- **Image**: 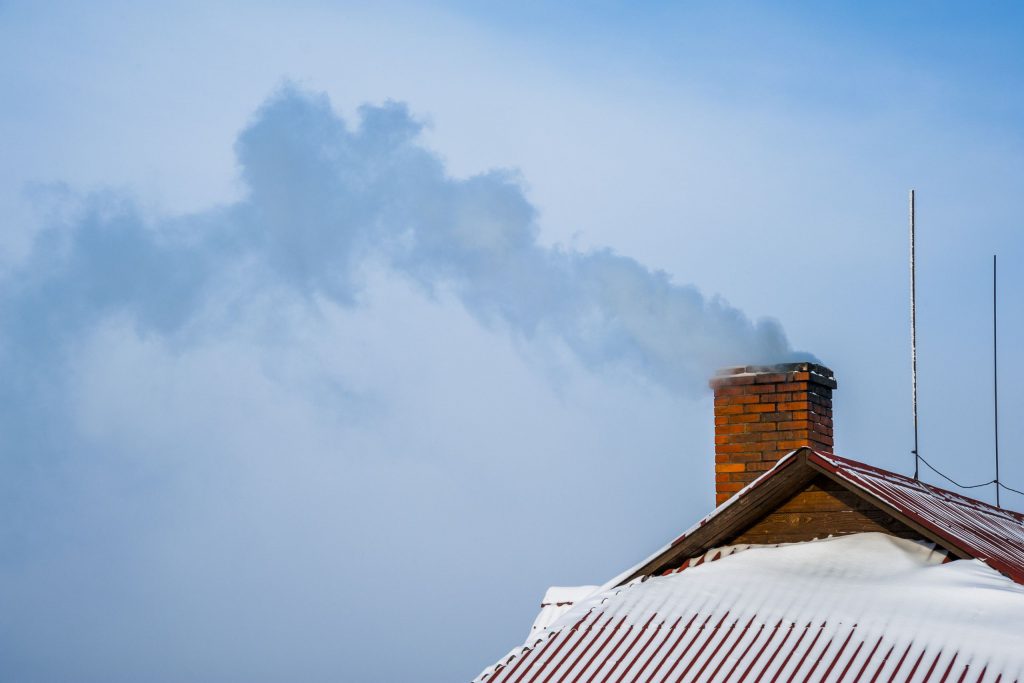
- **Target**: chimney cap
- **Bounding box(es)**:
[710,362,837,389]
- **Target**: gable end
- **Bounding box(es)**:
[727,474,920,545]
[617,449,981,584]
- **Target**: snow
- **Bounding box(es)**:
[478,533,1024,682]
[526,586,600,641]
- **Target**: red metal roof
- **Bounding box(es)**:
[807,450,1024,585]
[475,535,1024,682]
[475,451,1024,682]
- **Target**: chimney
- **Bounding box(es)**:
[710,362,837,505]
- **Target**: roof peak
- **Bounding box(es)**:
[612,448,1024,587]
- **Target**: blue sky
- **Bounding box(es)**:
[2,2,1024,681]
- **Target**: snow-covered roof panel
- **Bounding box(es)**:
[475,533,1024,682]
[526,586,600,642]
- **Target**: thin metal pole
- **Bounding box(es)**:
[994,254,1001,507]
[910,190,919,480]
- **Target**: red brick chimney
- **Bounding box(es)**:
[710,362,836,505]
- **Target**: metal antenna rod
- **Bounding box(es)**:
[994,254,1001,507]
[910,190,920,480]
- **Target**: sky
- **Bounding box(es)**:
[2,2,1024,681]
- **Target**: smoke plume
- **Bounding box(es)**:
[2,85,799,408]
[0,85,806,682]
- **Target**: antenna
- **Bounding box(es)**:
[994,254,1001,507]
[909,190,919,480]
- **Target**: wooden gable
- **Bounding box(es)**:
[728,474,919,545]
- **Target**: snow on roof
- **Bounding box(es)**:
[814,451,1024,584]
[476,533,1024,682]
[526,586,601,642]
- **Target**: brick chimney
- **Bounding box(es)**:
[710,362,836,505]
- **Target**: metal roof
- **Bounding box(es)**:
[475,451,1024,682]
[809,450,1024,585]
[475,535,1024,682]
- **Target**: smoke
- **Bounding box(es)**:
[2,85,798,408]
[0,85,805,682]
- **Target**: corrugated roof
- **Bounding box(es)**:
[810,451,1024,585]
[476,450,1024,681]
[527,586,600,642]
[475,534,1024,682]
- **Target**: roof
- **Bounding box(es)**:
[612,448,1024,587]
[474,449,1024,682]
[812,451,1024,585]
[527,586,600,642]
[475,533,1024,682]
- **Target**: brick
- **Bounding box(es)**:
[713,384,772,395]
[716,432,763,444]
[709,375,755,388]
[716,442,762,454]
[714,452,764,463]
[752,430,781,442]
[715,385,753,398]
[775,382,807,392]
[773,430,811,441]
[777,440,810,450]
[717,482,745,492]
[808,376,837,389]
[715,462,746,473]
[753,372,787,384]
[745,460,779,471]
[746,403,776,413]
[727,413,762,424]
[715,404,747,415]
[716,424,747,435]
[760,412,793,422]
[715,394,760,406]
[779,401,811,412]
[747,422,778,433]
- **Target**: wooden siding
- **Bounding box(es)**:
[728,474,920,544]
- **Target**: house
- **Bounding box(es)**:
[474,363,1024,682]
